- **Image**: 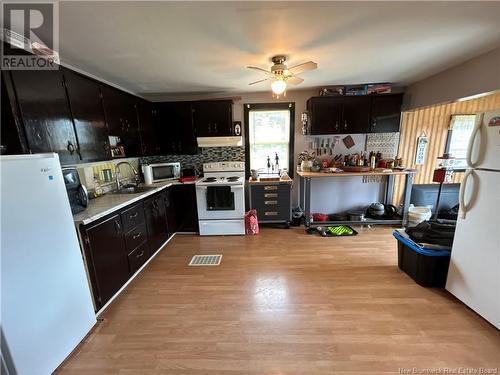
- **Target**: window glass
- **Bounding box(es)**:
[248,109,290,173]
[446,115,476,169]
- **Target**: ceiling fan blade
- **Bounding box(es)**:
[288,61,318,75]
[247,66,275,77]
[248,78,269,86]
[286,76,304,85]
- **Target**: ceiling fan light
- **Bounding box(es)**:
[271,80,287,95]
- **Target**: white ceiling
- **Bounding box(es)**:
[55,1,500,98]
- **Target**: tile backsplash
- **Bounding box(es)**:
[73,158,141,195]
[140,147,245,173]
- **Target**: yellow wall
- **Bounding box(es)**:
[393,92,500,204]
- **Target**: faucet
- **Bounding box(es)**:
[115,161,140,190]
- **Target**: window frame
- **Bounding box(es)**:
[244,102,295,179]
[444,114,477,172]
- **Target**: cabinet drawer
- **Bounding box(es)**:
[121,203,145,233]
[255,206,291,221]
[251,184,291,197]
[128,242,149,273]
[124,222,148,252]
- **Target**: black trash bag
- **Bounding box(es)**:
[406,220,456,247]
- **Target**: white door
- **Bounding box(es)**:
[468,110,500,171]
[446,169,500,328]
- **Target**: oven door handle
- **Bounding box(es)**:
[197,185,244,189]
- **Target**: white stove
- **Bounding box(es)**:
[195,161,246,236]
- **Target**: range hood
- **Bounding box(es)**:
[196,136,243,148]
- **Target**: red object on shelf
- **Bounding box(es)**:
[178,176,197,183]
[312,213,329,222]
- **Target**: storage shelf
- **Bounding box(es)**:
[310,219,403,226]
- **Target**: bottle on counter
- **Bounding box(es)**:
[370,154,376,170]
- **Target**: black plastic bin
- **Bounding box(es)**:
[393,232,451,287]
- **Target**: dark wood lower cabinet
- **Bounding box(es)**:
[81,186,179,310]
[163,187,176,236]
[85,214,130,308]
[144,192,168,254]
[171,184,199,232]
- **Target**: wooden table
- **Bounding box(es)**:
[297,170,417,227]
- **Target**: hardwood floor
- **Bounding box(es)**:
[58,226,500,374]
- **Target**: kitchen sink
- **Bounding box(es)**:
[110,185,157,195]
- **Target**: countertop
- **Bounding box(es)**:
[297,169,417,178]
[247,177,293,184]
[73,179,199,226]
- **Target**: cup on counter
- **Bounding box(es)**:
[102,168,113,182]
[250,169,259,180]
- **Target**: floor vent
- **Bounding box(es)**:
[189,254,222,266]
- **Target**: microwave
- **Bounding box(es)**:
[142,162,181,183]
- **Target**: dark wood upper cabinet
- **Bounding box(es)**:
[9,69,80,164]
[101,86,141,157]
[370,94,403,133]
[154,101,198,155]
[308,97,342,134]
[143,192,168,254]
[137,99,158,156]
[1,71,27,155]
[193,100,233,137]
[62,68,111,161]
[308,94,403,135]
[85,214,130,308]
[341,96,371,134]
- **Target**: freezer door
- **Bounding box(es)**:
[0,154,96,374]
[467,110,500,171]
[446,169,500,328]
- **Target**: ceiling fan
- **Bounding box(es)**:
[247,55,317,96]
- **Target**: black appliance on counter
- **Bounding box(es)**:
[62,168,88,214]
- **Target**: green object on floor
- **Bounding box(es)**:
[327,225,355,236]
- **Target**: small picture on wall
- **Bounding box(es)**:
[415,134,428,165]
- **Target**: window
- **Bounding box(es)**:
[244,103,295,177]
[445,115,476,170]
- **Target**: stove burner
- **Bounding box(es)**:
[226,176,240,182]
[202,177,217,183]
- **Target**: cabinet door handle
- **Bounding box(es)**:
[264,200,278,205]
[208,123,211,133]
[136,250,145,258]
[344,121,348,130]
[67,141,75,154]
[129,212,139,218]
[132,232,142,240]
[372,120,377,130]
[264,211,278,216]
[114,219,121,234]
[214,123,217,133]
[264,193,278,198]
[264,186,278,191]
[335,121,339,131]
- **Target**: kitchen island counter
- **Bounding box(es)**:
[297,170,416,178]
[298,169,417,227]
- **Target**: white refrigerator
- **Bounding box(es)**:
[446,110,500,329]
[0,154,96,374]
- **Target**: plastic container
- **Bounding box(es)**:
[393,232,451,287]
[312,213,329,222]
[407,205,432,227]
